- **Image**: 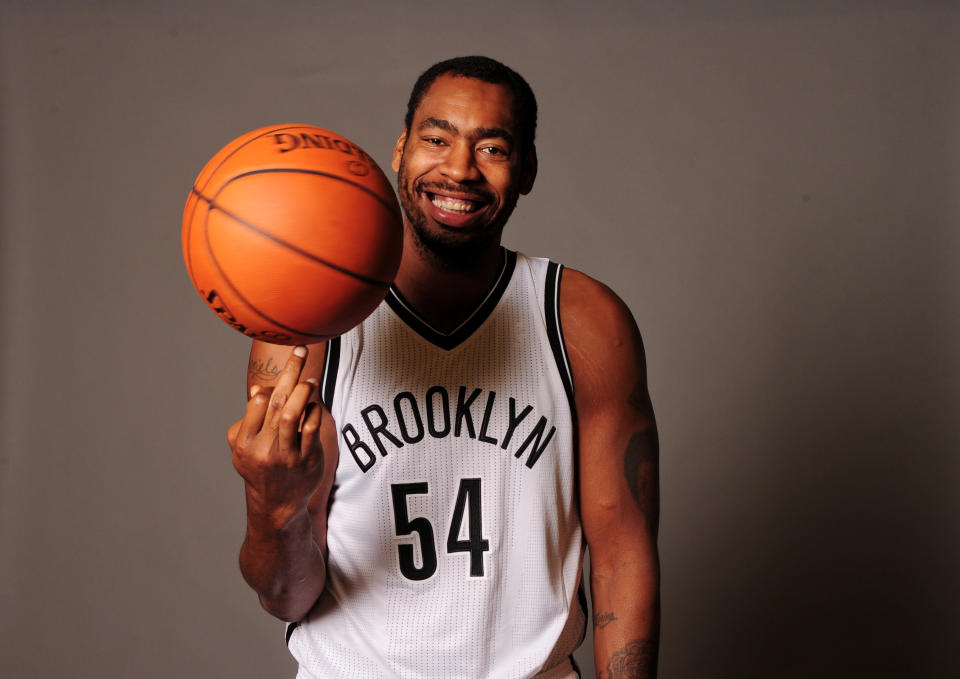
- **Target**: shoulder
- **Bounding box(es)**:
[558,267,643,365]
[558,267,635,335]
[558,268,647,410]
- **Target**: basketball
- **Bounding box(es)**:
[182,124,403,345]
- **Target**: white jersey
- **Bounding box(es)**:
[287,250,585,679]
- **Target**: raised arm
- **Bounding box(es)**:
[561,270,660,678]
[226,340,339,622]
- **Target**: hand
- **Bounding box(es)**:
[227,346,325,525]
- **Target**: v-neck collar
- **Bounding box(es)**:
[385,249,517,351]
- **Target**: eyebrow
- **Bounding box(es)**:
[418,117,514,146]
[419,117,459,134]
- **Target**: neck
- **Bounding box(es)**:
[392,227,504,333]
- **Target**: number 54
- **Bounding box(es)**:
[390,478,490,581]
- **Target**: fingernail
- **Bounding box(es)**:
[305,378,319,387]
[249,385,261,397]
[293,346,307,358]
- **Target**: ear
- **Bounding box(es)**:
[519,145,537,195]
[391,130,408,173]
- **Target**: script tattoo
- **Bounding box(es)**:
[594,611,618,630]
[598,639,657,679]
[248,356,282,381]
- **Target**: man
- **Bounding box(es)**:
[228,56,659,679]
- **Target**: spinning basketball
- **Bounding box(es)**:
[182,124,403,345]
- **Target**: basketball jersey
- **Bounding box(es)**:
[287,250,586,679]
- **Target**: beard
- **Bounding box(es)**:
[396,154,521,269]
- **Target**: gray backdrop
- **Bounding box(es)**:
[1,1,957,677]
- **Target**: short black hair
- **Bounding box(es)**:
[404,56,538,154]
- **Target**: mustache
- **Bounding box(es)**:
[414,180,494,203]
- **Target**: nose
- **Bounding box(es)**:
[440,142,481,183]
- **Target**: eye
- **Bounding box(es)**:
[423,136,445,146]
[479,145,508,157]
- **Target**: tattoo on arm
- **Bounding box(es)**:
[594,611,618,629]
[624,380,659,531]
[598,639,657,679]
[248,356,282,382]
[624,429,658,501]
[627,378,649,411]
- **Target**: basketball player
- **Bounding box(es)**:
[228,56,659,678]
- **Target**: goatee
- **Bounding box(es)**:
[396,159,519,271]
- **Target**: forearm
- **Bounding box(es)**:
[590,555,660,679]
[238,487,326,623]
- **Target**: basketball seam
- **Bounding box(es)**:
[192,186,394,289]
[219,167,400,223]
[198,191,343,342]
[195,124,309,195]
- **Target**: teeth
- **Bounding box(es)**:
[431,195,478,213]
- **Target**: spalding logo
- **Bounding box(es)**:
[271,132,373,163]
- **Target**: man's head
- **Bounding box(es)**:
[404,56,538,157]
[393,56,538,266]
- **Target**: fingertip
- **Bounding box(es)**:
[249,384,261,397]
[305,379,321,406]
[248,389,270,408]
[293,345,307,358]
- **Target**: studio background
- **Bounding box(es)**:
[1,1,957,677]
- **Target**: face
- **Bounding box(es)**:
[392,75,536,265]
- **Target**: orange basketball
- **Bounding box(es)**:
[182,124,403,345]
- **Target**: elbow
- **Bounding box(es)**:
[238,553,325,623]
[258,593,318,623]
[244,575,326,623]
[248,572,325,622]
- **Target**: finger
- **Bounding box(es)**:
[226,419,242,449]
[228,383,265,449]
[237,389,271,443]
[277,379,317,453]
[265,346,308,428]
[300,400,323,457]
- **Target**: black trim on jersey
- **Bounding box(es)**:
[385,248,517,351]
[577,579,589,641]
[321,336,341,410]
[544,262,575,405]
[569,652,583,679]
[545,261,582,512]
[547,261,587,637]
[285,621,298,646]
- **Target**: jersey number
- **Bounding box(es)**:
[390,479,490,581]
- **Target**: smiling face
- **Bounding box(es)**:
[392,74,536,266]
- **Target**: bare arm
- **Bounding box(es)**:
[226,340,338,622]
[561,270,660,678]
